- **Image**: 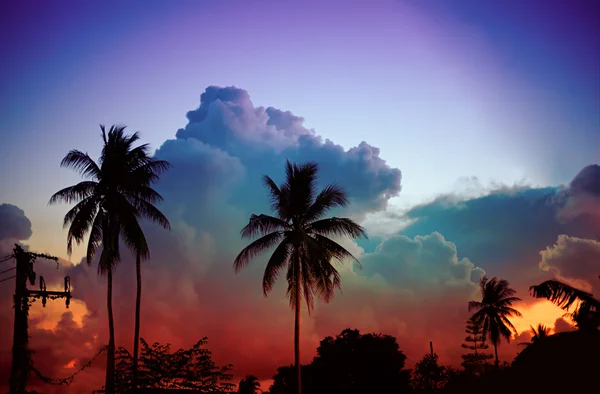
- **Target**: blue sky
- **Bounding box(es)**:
[0,1,598,390]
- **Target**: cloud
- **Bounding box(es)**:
[397,165,600,292]
[539,235,600,293]
[312,232,486,366]
[167,85,402,217]
[4,85,404,391]
[3,85,595,393]
[556,164,600,222]
[0,203,32,246]
[0,205,102,394]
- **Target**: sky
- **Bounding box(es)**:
[0,0,599,392]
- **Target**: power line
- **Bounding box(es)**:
[0,266,16,275]
[0,275,16,283]
[0,255,14,264]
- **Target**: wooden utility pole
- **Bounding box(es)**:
[9,244,71,394]
[430,341,434,356]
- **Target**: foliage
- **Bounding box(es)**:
[460,316,493,374]
[238,375,261,394]
[233,160,367,312]
[234,161,367,394]
[267,328,411,394]
[518,324,551,347]
[468,276,522,365]
[49,125,171,393]
[530,279,600,330]
[49,124,171,273]
[411,353,450,392]
[114,338,235,393]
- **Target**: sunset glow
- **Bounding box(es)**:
[0,0,598,393]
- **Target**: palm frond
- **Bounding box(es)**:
[86,210,104,265]
[307,217,367,239]
[240,214,289,239]
[60,150,101,179]
[122,185,165,205]
[48,181,98,205]
[312,234,362,268]
[530,279,600,311]
[65,198,100,256]
[262,175,289,219]
[233,231,285,273]
[262,238,293,296]
[285,161,318,218]
[119,208,150,260]
[304,184,349,222]
[127,159,172,184]
[468,301,483,312]
[127,196,170,230]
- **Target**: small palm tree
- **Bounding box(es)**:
[519,324,551,347]
[530,279,600,331]
[238,375,261,394]
[49,125,170,393]
[233,161,367,394]
[468,276,522,366]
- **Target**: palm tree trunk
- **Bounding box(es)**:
[105,269,116,394]
[132,254,141,392]
[494,343,499,367]
[294,255,302,394]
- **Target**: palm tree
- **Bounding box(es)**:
[530,279,600,331]
[233,161,367,394]
[519,324,551,347]
[49,125,170,393]
[238,375,262,394]
[468,276,522,366]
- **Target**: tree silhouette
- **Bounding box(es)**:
[530,279,600,331]
[266,328,410,394]
[238,375,262,394]
[460,316,493,374]
[233,161,366,394]
[49,125,171,393]
[468,276,522,366]
[411,353,449,392]
[518,324,551,347]
[311,328,410,394]
[114,338,234,393]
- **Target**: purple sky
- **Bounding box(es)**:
[0,1,599,391]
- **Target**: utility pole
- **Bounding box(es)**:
[9,244,71,394]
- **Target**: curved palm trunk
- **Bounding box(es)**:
[132,254,141,392]
[105,269,116,394]
[294,255,302,394]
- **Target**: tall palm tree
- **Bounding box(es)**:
[238,375,262,394]
[233,161,367,394]
[530,279,600,331]
[468,276,522,366]
[49,125,170,393]
[519,324,551,347]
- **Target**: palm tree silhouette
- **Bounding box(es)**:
[468,276,522,366]
[233,161,367,394]
[518,324,551,347]
[49,125,170,393]
[530,279,600,331]
[238,375,262,394]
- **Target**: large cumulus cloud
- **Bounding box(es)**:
[539,235,600,293]
[6,86,405,391]
[4,87,595,393]
[397,165,600,293]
